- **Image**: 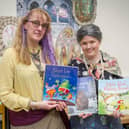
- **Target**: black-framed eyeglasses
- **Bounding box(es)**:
[28,20,49,29]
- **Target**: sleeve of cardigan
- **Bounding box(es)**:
[0,48,31,112]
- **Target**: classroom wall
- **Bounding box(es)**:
[0,0,129,77]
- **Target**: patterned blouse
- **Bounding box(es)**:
[69,51,123,129]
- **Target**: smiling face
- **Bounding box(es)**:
[24,12,49,45]
[80,35,101,60]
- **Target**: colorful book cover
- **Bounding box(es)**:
[43,65,78,105]
[98,78,129,115]
[68,76,97,116]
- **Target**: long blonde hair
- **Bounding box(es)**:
[13,8,52,65]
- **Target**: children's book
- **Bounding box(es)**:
[43,65,78,105]
[68,76,97,116]
[98,78,129,115]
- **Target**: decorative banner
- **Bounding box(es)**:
[0,17,17,58]
[72,0,97,25]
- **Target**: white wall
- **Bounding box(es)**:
[95,0,129,77]
[0,0,16,16]
[0,0,129,77]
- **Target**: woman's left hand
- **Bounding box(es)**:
[112,111,124,118]
[79,113,92,119]
[56,101,66,111]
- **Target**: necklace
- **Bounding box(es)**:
[83,52,104,80]
[29,46,41,55]
[30,48,44,79]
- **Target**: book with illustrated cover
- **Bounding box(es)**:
[98,78,129,115]
[43,65,78,105]
[68,76,97,116]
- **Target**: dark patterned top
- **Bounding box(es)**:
[68,51,123,129]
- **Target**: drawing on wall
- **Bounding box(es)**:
[0,17,17,59]
[72,0,97,25]
[55,26,81,65]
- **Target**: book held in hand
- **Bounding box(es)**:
[98,78,129,115]
[43,65,78,105]
[68,76,97,116]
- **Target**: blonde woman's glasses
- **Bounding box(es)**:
[28,20,49,29]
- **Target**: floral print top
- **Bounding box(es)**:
[69,51,123,129]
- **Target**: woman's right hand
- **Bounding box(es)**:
[30,100,58,110]
[79,113,92,119]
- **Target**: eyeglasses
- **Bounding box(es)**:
[28,20,49,29]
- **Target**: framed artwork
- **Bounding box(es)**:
[72,0,97,25]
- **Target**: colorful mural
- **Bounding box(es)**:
[16,0,97,65]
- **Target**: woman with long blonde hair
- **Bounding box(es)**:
[0,8,68,129]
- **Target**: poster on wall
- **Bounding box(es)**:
[17,0,97,65]
[72,0,97,25]
[55,26,81,65]
[0,16,17,61]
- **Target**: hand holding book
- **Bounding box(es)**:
[30,100,66,111]
[56,101,67,111]
[78,112,92,119]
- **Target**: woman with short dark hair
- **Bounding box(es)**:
[69,24,123,129]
